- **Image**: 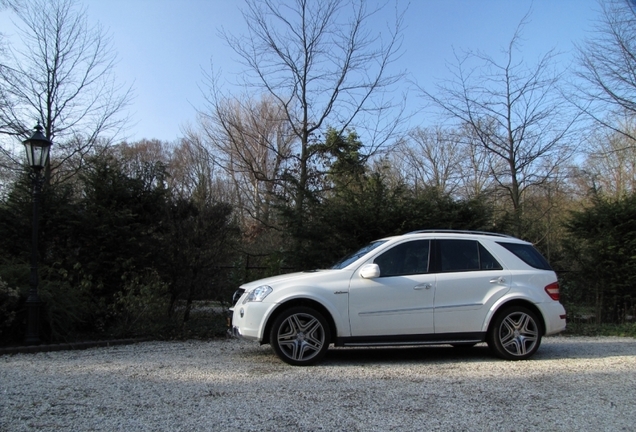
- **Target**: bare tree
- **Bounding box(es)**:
[218,0,405,225]
[578,124,636,198]
[420,19,577,236]
[197,93,294,228]
[455,124,501,201]
[114,139,168,174]
[0,0,131,178]
[391,126,470,196]
[576,0,636,143]
[399,126,464,195]
[398,125,501,200]
[171,129,233,206]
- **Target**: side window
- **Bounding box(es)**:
[439,240,503,272]
[439,240,480,272]
[479,243,503,270]
[374,240,430,277]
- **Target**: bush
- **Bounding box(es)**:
[0,277,20,343]
[563,193,636,324]
[37,265,95,343]
[108,269,172,338]
[564,322,636,337]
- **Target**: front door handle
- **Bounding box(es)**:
[414,283,432,290]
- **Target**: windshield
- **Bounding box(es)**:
[331,240,387,269]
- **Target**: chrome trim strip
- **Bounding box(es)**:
[434,303,482,310]
[359,306,434,316]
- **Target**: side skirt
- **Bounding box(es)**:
[335,332,486,347]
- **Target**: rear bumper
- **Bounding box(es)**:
[540,301,567,335]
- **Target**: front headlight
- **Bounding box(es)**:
[243,285,273,304]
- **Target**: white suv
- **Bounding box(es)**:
[229,231,566,365]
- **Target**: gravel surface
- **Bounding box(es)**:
[1,336,635,431]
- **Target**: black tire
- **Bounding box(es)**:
[488,306,542,360]
[269,306,331,366]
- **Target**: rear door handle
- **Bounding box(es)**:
[490,277,506,284]
[414,283,432,290]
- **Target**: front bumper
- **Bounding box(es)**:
[228,324,260,341]
[227,299,272,342]
[226,306,245,339]
[227,324,242,339]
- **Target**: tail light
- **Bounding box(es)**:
[545,282,560,301]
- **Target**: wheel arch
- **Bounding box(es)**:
[486,299,546,336]
[262,298,337,345]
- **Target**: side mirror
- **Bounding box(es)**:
[359,263,381,279]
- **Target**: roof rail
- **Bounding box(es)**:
[405,229,513,238]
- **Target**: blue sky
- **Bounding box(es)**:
[1,0,602,143]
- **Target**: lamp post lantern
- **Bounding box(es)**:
[22,124,52,345]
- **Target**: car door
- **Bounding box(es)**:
[433,239,510,333]
[348,240,435,336]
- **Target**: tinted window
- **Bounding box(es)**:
[439,240,480,272]
[497,242,552,270]
[374,240,430,277]
[479,243,503,270]
[437,240,503,272]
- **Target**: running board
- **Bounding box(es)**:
[341,339,483,347]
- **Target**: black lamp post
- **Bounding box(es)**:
[22,124,52,345]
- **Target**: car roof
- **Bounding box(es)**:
[407,229,513,238]
[379,230,525,243]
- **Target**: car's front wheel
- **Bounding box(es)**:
[488,306,542,360]
[269,307,331,366]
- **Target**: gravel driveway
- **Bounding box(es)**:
[1,336,635,431]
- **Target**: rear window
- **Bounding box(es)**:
[497,242,552,270]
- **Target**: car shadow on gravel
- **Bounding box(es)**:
[234,337,636,365]
[314,337,636,365]
[322,344,494,365]
[531,336,636,361]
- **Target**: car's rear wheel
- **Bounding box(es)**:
[488,306,542,360]
[269,307,330,366]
